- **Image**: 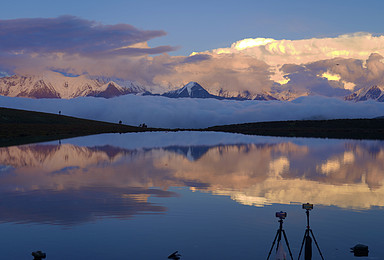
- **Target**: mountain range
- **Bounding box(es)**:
[0,72,383,102]
[0,72,145,99]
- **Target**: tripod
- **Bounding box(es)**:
[298,209,324,260]
[267,216,294,260]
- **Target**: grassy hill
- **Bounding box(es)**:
[205,118,384,140]
[0,107,162,147]
[1,107,384,147]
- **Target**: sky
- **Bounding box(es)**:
[1,0,384,97]
[2,0,384,56]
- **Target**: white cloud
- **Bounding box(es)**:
[1,95,383,128]
[150,33,384,97]
[202,33,384,65]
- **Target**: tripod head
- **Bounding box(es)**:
[275,211,287,228]
[302,203,313,211]
[275,211,287,220]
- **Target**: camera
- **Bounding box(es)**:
[275,211,287,219]
[302,203,314,210]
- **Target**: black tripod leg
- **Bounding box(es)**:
[267,230,280,260]
[309,229,324,260]
[297,229,308,260]
[282,230,294,260]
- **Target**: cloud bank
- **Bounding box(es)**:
[1,95,383,128]
[1,16,384,97]
[159,33,384,96]
[0,16,172,56]
[0,16,177,84]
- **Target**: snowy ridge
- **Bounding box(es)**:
[161,82,281,100]
[211,88,306,101]
[0,72,146,99]
[2,71,384,102]
[345,85,384,102]
[91,76,146,93]
[212,89,257,100]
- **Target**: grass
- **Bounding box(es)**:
[204,118,384,140]
[1,107,384,147]
[0,107,164,147]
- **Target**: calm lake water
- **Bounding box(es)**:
[0,132,383,259]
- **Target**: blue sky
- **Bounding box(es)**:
[3,0,384,55]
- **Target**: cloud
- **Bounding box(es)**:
[154,53,274,94]
[1,95,384,128]
[2,17,384,97]
[180,54,212,64]
[277,62,350,97]
[0,16,174,56]
[109,45,178,56]
[0,16,177,82]
[297,53,384,92]
[203,33,384,66]
[167,33,384,96]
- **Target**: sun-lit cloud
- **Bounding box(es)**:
[231,38,276,50]
[169,33,384,96]
[154,52,274,94]
[321,71,341,81]
[1,16,384,97]
[205,33,384,65]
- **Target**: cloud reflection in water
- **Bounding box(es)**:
[0,187,174,226]
[0,134,383,225]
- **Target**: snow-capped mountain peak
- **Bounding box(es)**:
[184,82,199,96]
[345,85,384,102]
[162,82,217,98]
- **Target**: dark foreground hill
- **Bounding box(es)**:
[1,107,384,147]
[0,107,162,147]
[205,118,384,140]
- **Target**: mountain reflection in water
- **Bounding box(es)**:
[0,134,383,225]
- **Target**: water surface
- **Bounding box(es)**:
[0,132,383,259]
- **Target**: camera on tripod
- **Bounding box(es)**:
[267,211,293,260]
[275,211,287,219]
[302,203,313,210]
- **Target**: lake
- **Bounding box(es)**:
[0,131,383,259]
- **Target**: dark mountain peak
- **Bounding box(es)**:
[253,92,278,101]
[93,82,124,98]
